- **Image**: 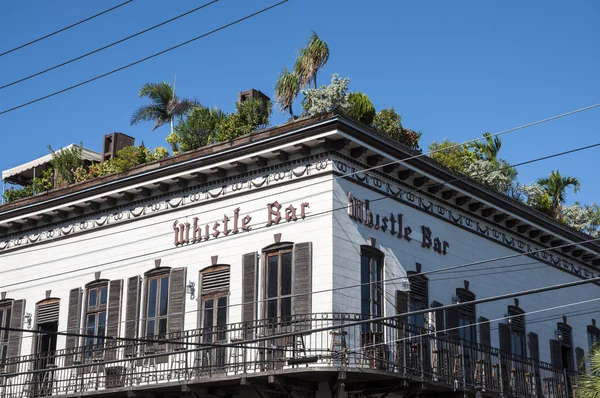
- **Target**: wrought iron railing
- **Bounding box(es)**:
[0,313,570,398]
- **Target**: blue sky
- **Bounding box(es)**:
[1,0,598,205]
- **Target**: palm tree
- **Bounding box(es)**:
[172,106,226,152]
[294,31,329,89]
[348,91,376,125]
[274,67,300,118]
[472,132,502,161]
[130,82,198,133]
[574,345,600,397]
[537,170,581,219]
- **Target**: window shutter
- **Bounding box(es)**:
[7,299,25,371]
[396,290,409,315]
[395,291,409,367]
[431,301,445,335]
[293,242,312,330]
[125,276,141,356]
[242,252,258,325]
[529,332,539,362]
[446,306,459,339]
[550,339,563,369]
[480,317,491,347]
[576,347,586,374]
[65,288,82,366]
[499,323,511,354]
[168,267,187,335]
[105,280,123,360]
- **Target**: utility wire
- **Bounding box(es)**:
[0,1,134,58]
[0,0,220,90]
[0,1,288,116]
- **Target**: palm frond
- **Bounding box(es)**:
[139,82,174,105]
[130,104,169,127]
[275,67,300,115]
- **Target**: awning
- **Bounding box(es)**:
[2,144,102,185]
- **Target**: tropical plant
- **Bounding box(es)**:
[521,183,553,215]
[537,170,581,219]
[574,345,600,397]
[464,158,518,195]
[49,143,84,185]
[130,82,198,133]
[294,31,329,89]
[347,91,376,125]
[274,67,300,118]
[372,108,422,150]
[301,74,351,116]
[429,140,477,174]
[215,99,272,143]
[472,132,502,161]
[167,106,226,152]
[563,202,600,238]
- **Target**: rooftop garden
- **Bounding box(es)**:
[2,31,599,239]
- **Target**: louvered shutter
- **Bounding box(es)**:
[576,347,586,374]
[431,301,445,335]
[242,252,258,326]
[125,276,141,357]
[37,301,60,324]
[65,288,82,365]
[499,323,511,354]
[200,269,230,294]
[168,267,187,335]
[480,317,491,347]
[293,242,312,330]
[7,299,25,372]
[446,306,459,339]
[105,280,123,360]
[395,291,409,369]
[550,339,562,369]
[529,332,539,361]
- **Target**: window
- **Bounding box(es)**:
[0,304,11,361]
[265,249,293,321]
[199,266,230,345]
[84,283,108,358]
[588,325,600,351]
[360,248,383,323]
[508,306,525,357]
[408,272,428,329]
[145,273,169,339]
[456,288,476,343]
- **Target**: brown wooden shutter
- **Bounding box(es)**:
[550,339,562,369]
[105,280,123,360]
[446,306,459,339]
[480,317,491,347]
[65,288,82,366]
[293,242,312,330]
[395,290,409,368]
[529,332,539,361]
[431,301,445,335]
[168,267,187,334]
[125,276,141,356]
[7,299,25,371]
[575,347,586,374]
[499,323,511,354]
[242,252,258,325]
[396,290,409,315]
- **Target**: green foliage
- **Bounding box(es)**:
[215,99,272,142]
[347,91,376,125]
[563,202,600,237]
[521,183,553,215]
[372,108,422,150]
[49,143,84,185]
[294,31,329,89]
[429,140,478,174]
[537,170,581,218]
[167,106,226,152]
[274,67,300,118]
[301,74,351,116]
[464,158,518,195]
[130,82,198,131]
[2,168,55,203]
[471,132,502,161]
[574,345,600,397]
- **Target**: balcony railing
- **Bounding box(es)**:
[0,313,570,398]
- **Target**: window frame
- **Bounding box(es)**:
[508,305,526,358]
[83,281,108,359]
[264,247,294,323]
[144,270,170,341]
[407,271,429,330]
[0,301,12,362]
[199,265,231,343]
[588,325,600,351]
[360,247,384,325]
[456,288,476,344]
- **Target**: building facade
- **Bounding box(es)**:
[0,114,599,398]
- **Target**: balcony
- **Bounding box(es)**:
[0,313,570,398]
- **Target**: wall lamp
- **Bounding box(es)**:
[24,312,32,329]
[186,281,196,300]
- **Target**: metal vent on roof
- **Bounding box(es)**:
[201,269,230,294]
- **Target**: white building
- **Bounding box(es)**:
[0,113,598,398]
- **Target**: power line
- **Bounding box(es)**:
[0,1,134,58]
[0,1,288,116]
[0,0,220,91]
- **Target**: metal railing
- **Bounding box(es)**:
[0,313,570,398]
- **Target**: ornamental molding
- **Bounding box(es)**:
[332,156,598,282]
[0,156,331,253]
